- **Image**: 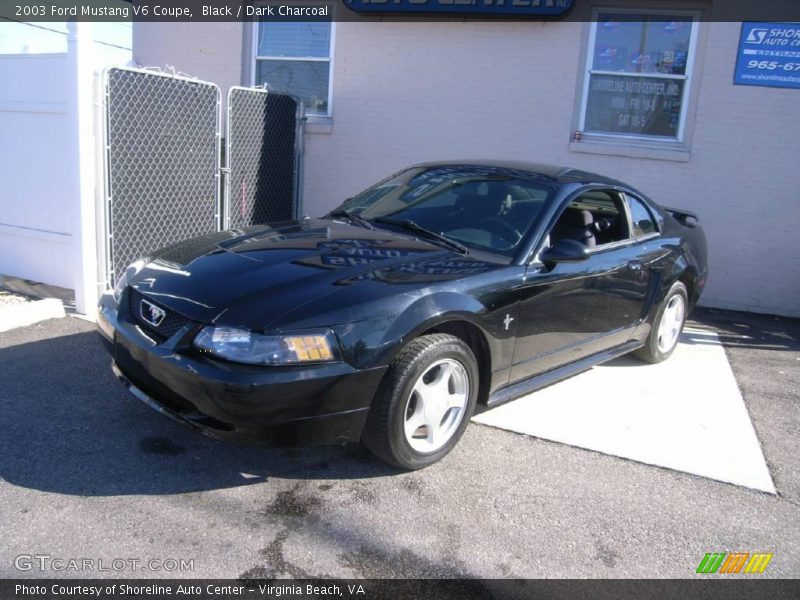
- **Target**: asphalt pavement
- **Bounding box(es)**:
[0,309,797,578]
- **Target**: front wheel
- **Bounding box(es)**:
[635,281,688,364]
[362,334,479,470]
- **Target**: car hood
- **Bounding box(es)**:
[128,219,497,330]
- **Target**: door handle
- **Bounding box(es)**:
[627,260,643,271]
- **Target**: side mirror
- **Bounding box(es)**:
[539,239,590,264]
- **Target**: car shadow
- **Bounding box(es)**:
[688,307,799,352]
[598,307,799,369]
[0,329,396,497]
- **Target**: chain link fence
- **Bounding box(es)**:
[102,67,221,286]
[225,87,303,229]
[101,71,303,287]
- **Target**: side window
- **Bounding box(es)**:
[549,191,629,249]
[627,195,658,237]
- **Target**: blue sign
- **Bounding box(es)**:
[734,22,800,89]
[345,0,575,18]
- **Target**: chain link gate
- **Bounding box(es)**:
[101,67,222,287]
[225,87,304,229]
[100,72,304,288]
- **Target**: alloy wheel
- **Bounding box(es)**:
[656,294,685,354]
[403,358,469,453]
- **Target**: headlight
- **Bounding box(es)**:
[193,326,339,365]
[112,259,146,305]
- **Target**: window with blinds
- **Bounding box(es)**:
[254,20,333,116]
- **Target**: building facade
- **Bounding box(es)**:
[134,11,800,316]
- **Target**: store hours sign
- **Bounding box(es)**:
[734,22,800,89]
[584,75,684,138]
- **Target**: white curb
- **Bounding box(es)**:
[0,298,66,333]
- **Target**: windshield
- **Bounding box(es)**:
[334,165,555,257]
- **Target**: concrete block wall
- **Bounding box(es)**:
[133,22,247,94]
[307,21,800,317]
[132,20,800,316]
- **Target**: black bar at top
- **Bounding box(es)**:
[1,0,800,23]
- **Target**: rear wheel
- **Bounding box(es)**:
[635,281,688,364]
[362,334,478,470]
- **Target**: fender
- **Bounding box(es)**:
[663,243,702,307]
[634,241,699,345]
[380,291,501,368]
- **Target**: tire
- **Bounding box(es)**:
[362,333,479,470]
[635,280,689,364]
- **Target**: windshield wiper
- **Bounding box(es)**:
[372,217,468,254]
[329,209,374,230]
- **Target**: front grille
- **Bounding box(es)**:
[128,288,192,341]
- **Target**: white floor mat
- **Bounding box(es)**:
[472,329,775,493]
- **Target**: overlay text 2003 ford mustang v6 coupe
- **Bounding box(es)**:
[97,162,708,469]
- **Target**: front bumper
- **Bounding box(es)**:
[97,293,387,446]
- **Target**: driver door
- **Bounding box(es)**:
[509,191,652,383]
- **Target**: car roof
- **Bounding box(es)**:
[411,160,629,188]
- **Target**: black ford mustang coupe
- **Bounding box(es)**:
[98,162,708,469]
